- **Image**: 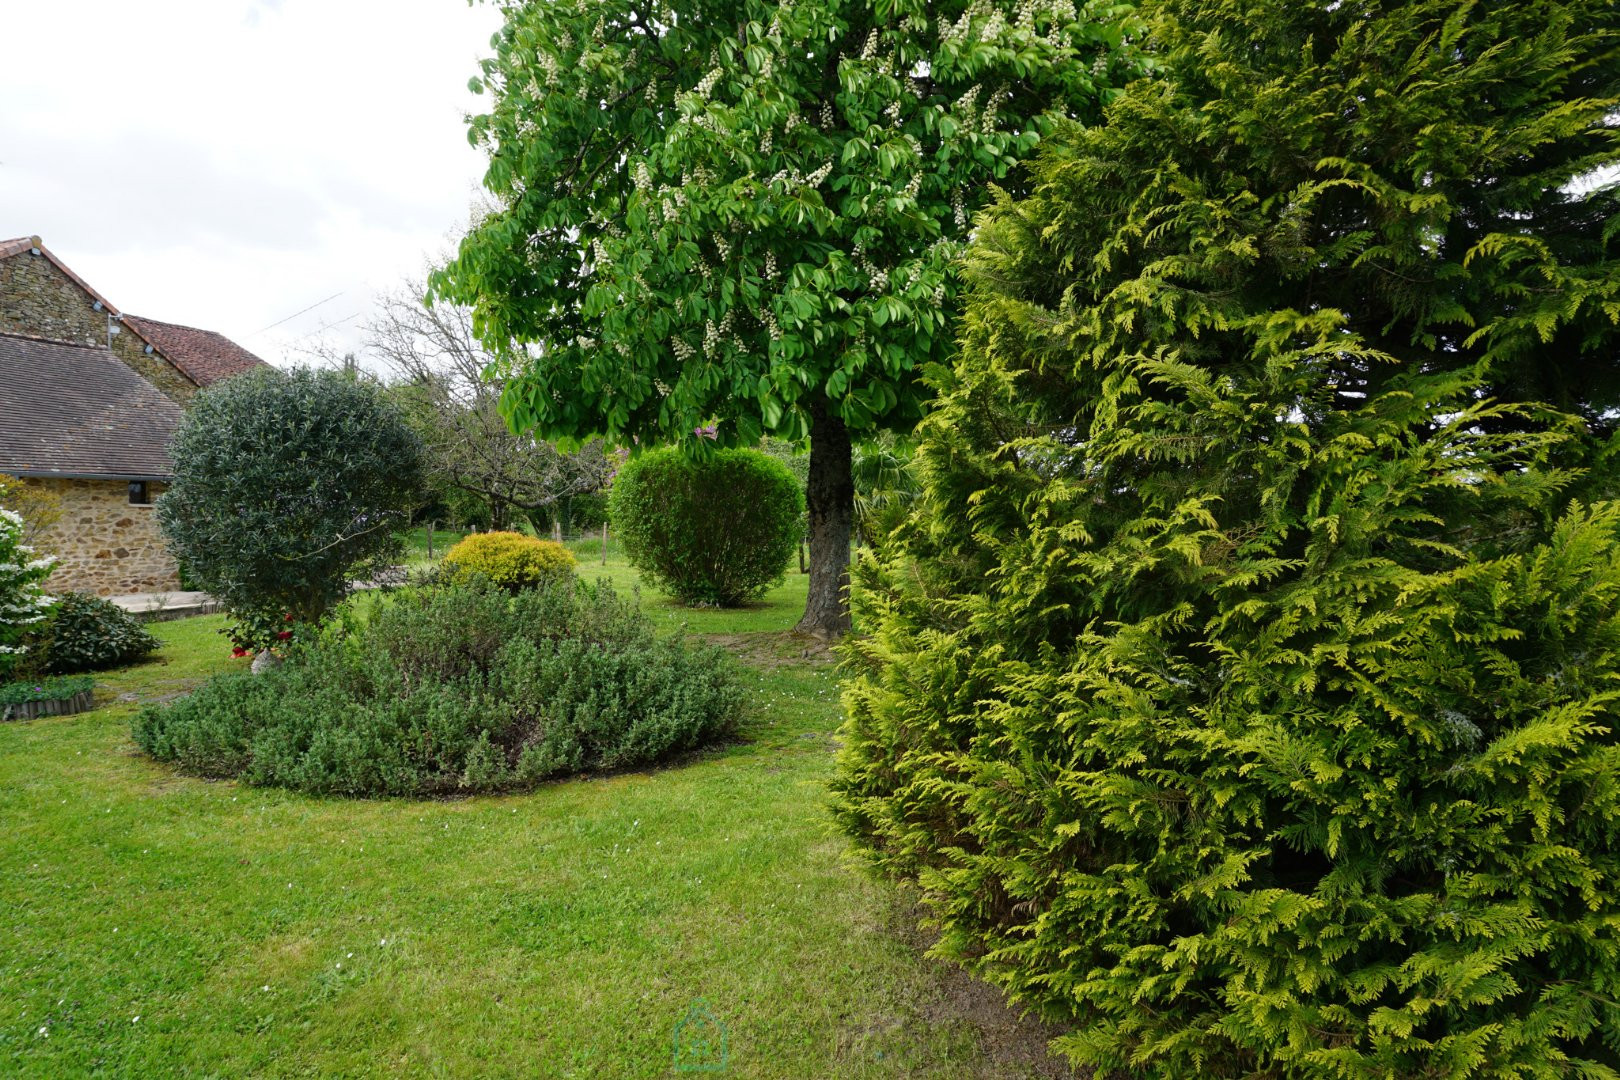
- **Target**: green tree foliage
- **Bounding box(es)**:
[610,446,803,606]
[759,436,811,559]
[158,368,424,649]
[834,1,1620,1076]
[850,431,919,548]
[0,475,61,547]
[431,0,1143,635]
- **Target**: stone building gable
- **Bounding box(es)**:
[0,239,104,346]
[111,321,201,405]
[0,238,200,405]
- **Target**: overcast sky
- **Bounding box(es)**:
[1,0,504,367]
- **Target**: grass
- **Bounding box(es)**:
[560,532,818,637]
[0,564,1065,1077]
[399,525,815,636]
[398,525,469,571]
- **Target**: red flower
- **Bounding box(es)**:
[276,630,293,641]
[231,647,249,658]
[284,614,295,622]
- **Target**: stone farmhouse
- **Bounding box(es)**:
[0,236,268,595]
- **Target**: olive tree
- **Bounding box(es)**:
[158,367,424,652]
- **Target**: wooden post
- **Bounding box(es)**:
[601,523,609,565]
[426,520,435,561]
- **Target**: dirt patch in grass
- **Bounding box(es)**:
[702,630,840,669]
[112,677,211,708]
[883,891,1084,1079]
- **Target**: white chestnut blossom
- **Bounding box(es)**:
[694,67,723,98]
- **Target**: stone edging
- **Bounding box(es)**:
[1,688,95,722]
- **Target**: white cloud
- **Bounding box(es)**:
[0,0,504,365]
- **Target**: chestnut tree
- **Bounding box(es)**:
[431,0,1143,636]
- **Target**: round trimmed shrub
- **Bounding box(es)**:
[157,367,424,651]
[32,593,158,674]
[609,447,803,606]
[132,578,744,797]
[442,531,574,590]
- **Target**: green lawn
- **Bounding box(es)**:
[401,525,816,636]
[0,568,1066,1077]
[568,561,813,639]
[399,524,469,571]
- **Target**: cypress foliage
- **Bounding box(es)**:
[832,1,1620,1076]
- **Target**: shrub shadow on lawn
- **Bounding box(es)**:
[877,888,1086,1079]
[702,630,840,669]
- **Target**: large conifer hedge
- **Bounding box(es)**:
[833,1,1620,1076]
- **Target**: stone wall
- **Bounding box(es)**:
[0,247,198,404]
[0,247,102,346]
[111,321,199,406]
[35,479,180,596]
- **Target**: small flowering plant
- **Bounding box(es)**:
[220,611,309,660]
[0,507,57,680]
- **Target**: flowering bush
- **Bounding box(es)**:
[220,612,302,658]
[0,507,56,680]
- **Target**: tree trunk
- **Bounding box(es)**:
[795,395,854,639]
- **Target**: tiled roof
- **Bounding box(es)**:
[0,236,37,259]
[123,314,269,387]
[0,333,182,479]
